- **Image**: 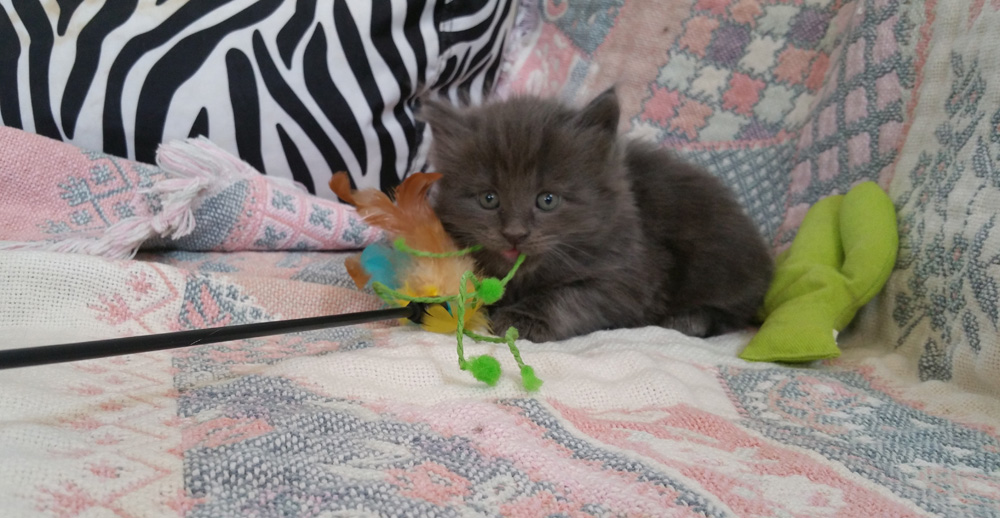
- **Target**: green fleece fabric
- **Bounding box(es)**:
[740,182,898,363]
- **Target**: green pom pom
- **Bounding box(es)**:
[520,365,543,392]
[463,355,502,386]
[477,278,505,305]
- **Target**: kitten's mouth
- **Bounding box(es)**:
[501,248,520,262]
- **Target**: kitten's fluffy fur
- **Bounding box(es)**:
[420,89,774,342]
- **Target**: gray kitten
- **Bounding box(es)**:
[419,89,774,342]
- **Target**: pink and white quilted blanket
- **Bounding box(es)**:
[4,0,1000,514]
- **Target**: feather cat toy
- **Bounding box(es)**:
[330,172,542,391]
[0,171,541,391]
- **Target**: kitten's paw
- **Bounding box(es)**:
[662,309,712,338]
[663,307,749,337]
[491,309,554,343]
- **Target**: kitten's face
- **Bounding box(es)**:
[421,91,631,276]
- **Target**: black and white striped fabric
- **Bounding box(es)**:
[0,0,516,197]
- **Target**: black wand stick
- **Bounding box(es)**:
[0,305,422,370]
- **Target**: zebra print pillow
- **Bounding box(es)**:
[0,0,516,197]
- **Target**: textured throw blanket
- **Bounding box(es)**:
[3,245,999,518]
[4,0,1000,514]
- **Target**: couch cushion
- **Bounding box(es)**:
[0,0,517,198]
[495,0,913,250]
[846,2,1000,395]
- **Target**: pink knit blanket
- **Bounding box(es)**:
[0,127,381,257]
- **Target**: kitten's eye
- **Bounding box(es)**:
[536,192,561,211]
[478,191,500,209]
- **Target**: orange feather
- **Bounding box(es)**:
[331,172,476,299]
[329,172,356,205]
[344,255,371,288]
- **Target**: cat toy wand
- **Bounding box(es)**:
[0,304,425,370]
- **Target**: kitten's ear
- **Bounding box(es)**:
[417,98,472,140]
[574,87,620,136]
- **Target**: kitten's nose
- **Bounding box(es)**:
[501,229,529,246]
